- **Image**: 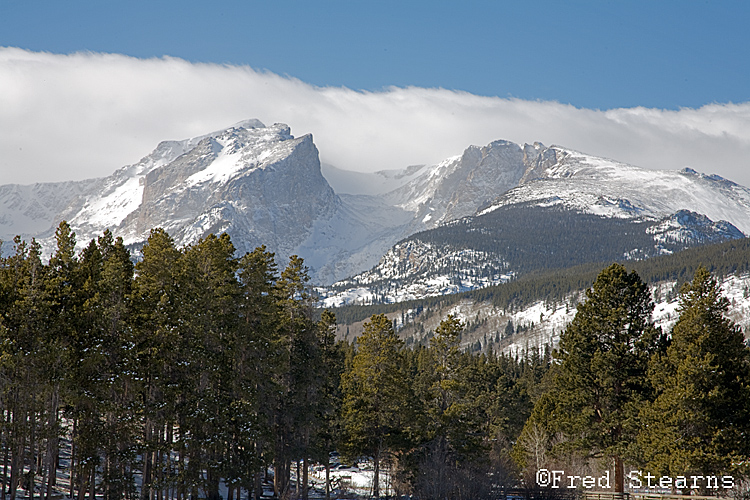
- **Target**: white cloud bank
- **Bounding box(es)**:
[2,47,750,188]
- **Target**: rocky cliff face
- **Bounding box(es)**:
[4,121,341,276]
[4,121,750,290]
[384,140,535,229]
[116,124,336,257]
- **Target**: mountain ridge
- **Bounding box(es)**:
[2,119,749,292]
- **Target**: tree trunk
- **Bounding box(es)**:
[166,424,174,500]
[143,420,153,500]
[88,466,96,500]
[301,458,308,500]
[273,456,291,500]
[69,419,76,500]
[206,467,220,500]
[295,460,300,496]
[2,422,9,500]
[255,469,263,500]
[325,462,330,500]
[373,447,380,499]
[76,470,86,500]
[9,439,24,500]
[614,456,624,493]
[29,411,37,500]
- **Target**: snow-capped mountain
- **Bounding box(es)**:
[1,122,553,284]
[480,148,750,233]
[321,146,750,305]
[1,121,422,283]
[26,120,343,266]
[383,140,540,228]
[3,121,750,292]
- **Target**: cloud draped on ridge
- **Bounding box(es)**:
[1,47,749,187]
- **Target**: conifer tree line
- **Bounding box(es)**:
[0,223,347,500]
[514,263,750,495]
[1,222,749,500]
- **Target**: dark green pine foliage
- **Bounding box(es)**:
[428,316,489,460]
[309,310,345,500]
[177,233,241,500]
[638,266,750,482]
[131,228,183,500]
[231,245,279,498]
[546,263,662,492]
[271,255,318,500]
[83,231,137,500]
[0,237,58,500]
[47,223,103,500]
[414,315,499,499]
[341,314,411,499]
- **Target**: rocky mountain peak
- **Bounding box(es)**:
[5,122,750,293]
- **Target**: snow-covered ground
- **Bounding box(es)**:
[318,240,512,307]
[386,272,750,359]
[489,273,750,358]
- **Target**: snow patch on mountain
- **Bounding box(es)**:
[319,239,513,307]
[647,210,745,252]
[480,148,750,235]
[394,272,750,359]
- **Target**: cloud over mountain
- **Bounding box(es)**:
[1,47,749,187]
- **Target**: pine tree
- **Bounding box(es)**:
[131,228,183,500]
[0,237,60,500]
[341,314,410,498]
[231,245,279,498]
[427,315,472,452]
[543,263,661,492]
[271,255,317,500]
[638,266,750,483]
[94,232,137,500]
[310,310,344,500]
[177,233,241,500]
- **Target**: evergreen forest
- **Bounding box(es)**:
[1,222,749,500]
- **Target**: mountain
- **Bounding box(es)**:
[3,121,750,292]
[320,146,750,305]
[1,121,419,283]
[1,122,557,284]
[480,148,750,234]
[25,120,340,264]
[329,238,750,355]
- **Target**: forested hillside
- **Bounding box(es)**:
[1,223,748,500]
[332,237,750,346]
[323,203,744,306]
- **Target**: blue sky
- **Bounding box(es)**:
[1,1,750,187]
[3,0,748,109]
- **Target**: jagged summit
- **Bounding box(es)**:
[479,146,750,235]
[12,121,337,265]
[3,121,750,290]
